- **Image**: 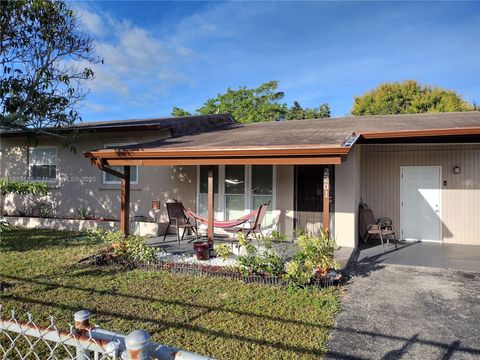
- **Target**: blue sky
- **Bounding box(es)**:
[74,1,480,121]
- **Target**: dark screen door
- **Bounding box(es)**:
[294,165,334,232]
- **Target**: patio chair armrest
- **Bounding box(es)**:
[187,217,198,227]
[367,224,381,231]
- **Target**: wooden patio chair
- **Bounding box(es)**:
[163,202,198,244]
[360,206,397,252]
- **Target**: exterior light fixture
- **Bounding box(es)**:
[453,166,461,174]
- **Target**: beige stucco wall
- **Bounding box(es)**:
[334,146,361,248]
[0,131,196,223]
[360,144,480,245]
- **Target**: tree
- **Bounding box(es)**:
[0,0,99,133]
[351,80,473,116]
[171,106,192,117]
[285,101,330,120]
[172,81,330,123]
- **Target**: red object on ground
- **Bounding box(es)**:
[193,241,210,261]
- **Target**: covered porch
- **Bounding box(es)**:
[84,137,349,244]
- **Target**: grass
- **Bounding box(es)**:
[0,228,341,359]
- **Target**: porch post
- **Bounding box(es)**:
[322,167,330,234]
[207,165,214,243]
[121,166,131,236]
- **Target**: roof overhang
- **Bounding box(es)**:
[84,123,480,168]
[85,145,348,166]
[360,126,480,140]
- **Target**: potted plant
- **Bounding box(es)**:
[193,241,210,260]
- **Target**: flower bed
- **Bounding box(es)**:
[137,259,340,288]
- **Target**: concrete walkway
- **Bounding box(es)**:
[327,262,480,359]
[355,241,480,272]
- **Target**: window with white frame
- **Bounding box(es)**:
[197,165,275,227]
[103,143,138,184]
[29,147,57,181]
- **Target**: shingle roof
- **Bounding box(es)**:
[88,111,480,155]
[0,114,234,137]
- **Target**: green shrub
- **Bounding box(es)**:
[33,200,53,218]
[254,230,288,249]
[237,247,285,276]
[0,220,10,234]
[284,230,340,287]
[15,204,34,217]
[0,178,50,196]
[86,229,155,263]
[214,243,233,261]
[75,206,93,220]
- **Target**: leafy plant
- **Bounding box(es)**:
[75,206,93,220]
[254,230,288,249]
[238,251,285,276]
[0,178,50,196]
[284,230,340,287]
[34,201,53,218]
[0,220,10,234]
[15,204,33,217]
[214,243,233,261]
[86,229,155,263]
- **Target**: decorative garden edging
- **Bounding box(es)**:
[136,260,340,288]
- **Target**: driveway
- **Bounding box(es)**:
[327,263,480,359]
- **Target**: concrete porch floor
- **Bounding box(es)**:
[353,239,480,273]
[146,234,299,259]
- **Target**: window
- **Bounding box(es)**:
[29,147,57,181]
[251,165,273,226]
[224,165,246,220]
[198,165,219,216]
[102,143,138,184]
[197,165,275,227]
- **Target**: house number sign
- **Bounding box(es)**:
[323,167,330,198]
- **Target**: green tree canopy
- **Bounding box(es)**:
[171,81,330,122]
[0,0,99,132]
[171,106,192,117]
[351,80,473,116]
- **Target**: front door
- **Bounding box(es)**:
[401,166,442,242]
[294,165,334,233]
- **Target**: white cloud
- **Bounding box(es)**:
[76,7,104,37]
[75,5,195,103]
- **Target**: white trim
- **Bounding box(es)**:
[28,145,57,182]
[400,166,442,242]
[102,142,139,185]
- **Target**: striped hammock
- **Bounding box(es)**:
[183,207,258,228]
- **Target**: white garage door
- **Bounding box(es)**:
[401,166,442,242]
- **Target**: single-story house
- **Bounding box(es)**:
[1,111,480,249]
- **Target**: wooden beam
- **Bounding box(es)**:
[207,165,214,244]
[92,158,126,179]
[120,166,131,236]
[322,167,330,234]
[84,145,350,159]
[103,156,343,166]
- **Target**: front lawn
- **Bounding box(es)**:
[0,228,341,359]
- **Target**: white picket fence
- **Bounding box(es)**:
[0,307,213,360]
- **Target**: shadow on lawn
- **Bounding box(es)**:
[2,274,480,360]
[0,229,94,252]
